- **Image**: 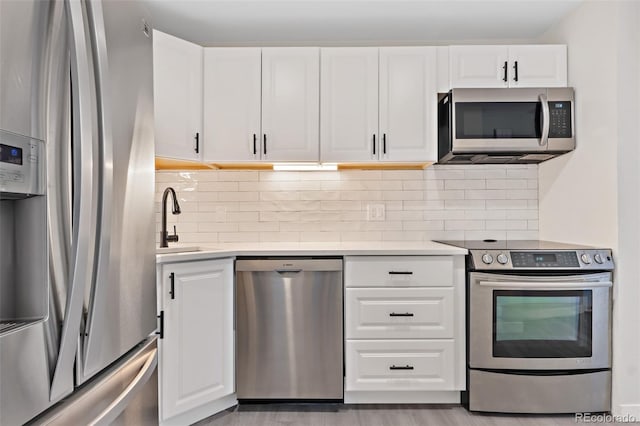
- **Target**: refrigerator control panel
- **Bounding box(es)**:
[0,130,44,197]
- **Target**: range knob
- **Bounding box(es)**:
[594,254,604,264]
[497,253,509,265]
[481,253,494,264]
[581,253,592,264]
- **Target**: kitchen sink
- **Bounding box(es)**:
[156,245,201,254]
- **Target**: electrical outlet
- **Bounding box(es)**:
[367,204,386,221]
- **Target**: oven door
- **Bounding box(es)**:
[469,272,612,371]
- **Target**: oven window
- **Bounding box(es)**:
[455,102,542,139]
[493,290,592,358]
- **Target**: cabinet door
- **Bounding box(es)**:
[153,30,203,161]
[160,258,234,421]
[379,47,438,162]
[508,45,567,88]
[449,45,509,88]
[320,48,379,162]
[203,48,262,162]
[261,48,320,162]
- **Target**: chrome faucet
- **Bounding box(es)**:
[160,187,181,248]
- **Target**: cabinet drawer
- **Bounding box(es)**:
[345,256,454,287]
[346,288,454,339]
[345,340,455,391]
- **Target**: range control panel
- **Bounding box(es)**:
[0,130,44,198]
[470,249,614,271]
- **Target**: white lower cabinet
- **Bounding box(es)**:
[158,258,236,425]
[346,340,455,391]
[346,287,454,339]
[344,255,465,403]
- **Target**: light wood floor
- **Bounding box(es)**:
[195,404,620,426]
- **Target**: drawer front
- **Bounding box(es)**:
[346,288,454,339]
[345,340,455,391]
[344,256,454,287]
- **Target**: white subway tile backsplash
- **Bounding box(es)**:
[156,165,539,244]
[382,190,424,201]
[444,199,485,210]
[465,189,506,200]
[423,210,465,220]
[217,171,259,182]
[198,181,239,192]
[425,190,465,200]
[485,220,528,230]
[444,180,485,190]
[445,220,485,231]
[218,191,259,202]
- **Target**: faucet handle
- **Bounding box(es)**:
[167,225,179,243]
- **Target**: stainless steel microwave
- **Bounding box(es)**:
[437,87,575,164]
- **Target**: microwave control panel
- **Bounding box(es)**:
[548,101,572,138]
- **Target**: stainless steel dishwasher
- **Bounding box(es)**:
[235,257,343,400]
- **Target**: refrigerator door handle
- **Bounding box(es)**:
[88,348,158,426]
[50,0,98,402]
[79,0,115,381]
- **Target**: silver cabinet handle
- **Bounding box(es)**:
[539,93,550,147]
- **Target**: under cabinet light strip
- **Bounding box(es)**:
[272,163,338,171]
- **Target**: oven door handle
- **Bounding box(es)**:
[478,280,612,290]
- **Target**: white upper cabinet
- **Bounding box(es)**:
[449,45,567,89]
[320,47,438,164]
[508,45,567,88]
[379,47,438,162]
[320,48,379,163]
[261,48,320,162]
[449,45,510,88]
[203,48,262,162]
[153,30,203,161]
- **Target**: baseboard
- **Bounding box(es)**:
[612,403,640,420]
[160,393,237,426]
[344,391,461,404]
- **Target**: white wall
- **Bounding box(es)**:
[538,1,618,248]
[539,0,640,417]
[155,165,539,244]
[613,1,640,419]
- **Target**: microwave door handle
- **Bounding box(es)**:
[478,280,612,290]
[539,93,550,146]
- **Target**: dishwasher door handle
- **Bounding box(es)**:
[275,269,303,274]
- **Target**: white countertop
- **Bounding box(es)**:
[156,241,467,264]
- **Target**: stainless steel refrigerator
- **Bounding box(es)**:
[0,0,158,424]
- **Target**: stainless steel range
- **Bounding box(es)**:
[437,240,614,414]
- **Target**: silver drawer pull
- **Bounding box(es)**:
[390,365,414,370]
[389,312,414,317]
[388,271,413,275]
